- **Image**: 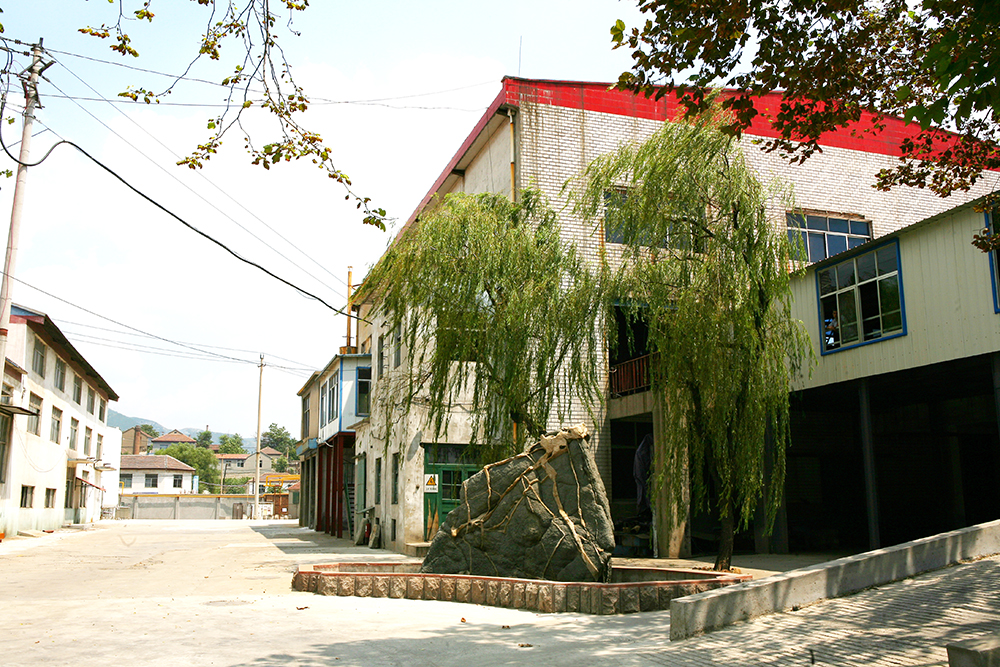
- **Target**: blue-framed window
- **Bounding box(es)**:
[816,239,905,354]
[789,211,872,263]
[985,211,1000,314]
[356,367,371,415]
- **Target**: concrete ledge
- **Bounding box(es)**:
[670,518,1000,641]
[946,634,1000,667]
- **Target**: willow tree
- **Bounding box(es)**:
[361,190,605,457]
[576,117,810,570]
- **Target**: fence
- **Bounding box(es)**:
[117,493,292,520]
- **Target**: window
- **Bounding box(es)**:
[27,393,42,436]
[145,473,157,488]
[73,375,82,404]
[70,418,80,452]
[54,358,66,392]
[237,460,244,468]
[96,434,103,460]
[45,488,57,508]
[99,398,107,422]
[0,385,10,481]
[84,427,92,457]
[301,395,310,439]
[32,338,46,378]
[121,473,132,488]
[357,367,371,415]
[374,457,382,503]
[87,387,95,414]
[817,241,904,353]
[50,407,62,443]
[173,474,183,489]
[20,485,34,508]
[377,335,385,377]
[788,211,872,263]
[393,324,402,368]
[328,372,339,423]
[319,379,328,426]
[391,453,399,504]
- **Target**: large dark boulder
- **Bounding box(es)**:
[420,424,615,582]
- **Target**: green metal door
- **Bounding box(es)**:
[422,444,481,541]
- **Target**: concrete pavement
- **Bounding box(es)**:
[1,520,997,666]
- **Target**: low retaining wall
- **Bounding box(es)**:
[670,518,1000,640]
[293,563,749,615]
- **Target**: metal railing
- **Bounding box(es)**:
[609,354,652,396]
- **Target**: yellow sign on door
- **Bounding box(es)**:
[424,474,438,493]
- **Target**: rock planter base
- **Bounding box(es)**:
[292,562,750,614]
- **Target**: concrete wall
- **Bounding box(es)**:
[120,494,288,520]
[670,518,1000,640]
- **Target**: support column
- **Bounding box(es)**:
[334,438,344,538]
[859,378,880,550]
[653,399,690,557]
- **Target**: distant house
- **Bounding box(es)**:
[216,453,249,475]
[121,426,152,455]
[119,455,196,494]
[150,429,196,451]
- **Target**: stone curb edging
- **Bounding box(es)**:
[293,563,749,615]
[670,518,1000,640]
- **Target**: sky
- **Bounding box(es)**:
[0,1,648,438]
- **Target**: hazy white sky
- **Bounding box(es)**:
[0,1,645,437]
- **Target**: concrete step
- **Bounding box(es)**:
[404,541,431,558]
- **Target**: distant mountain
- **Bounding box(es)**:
[109,410,254,451]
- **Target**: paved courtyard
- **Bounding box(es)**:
[0,520,997,666]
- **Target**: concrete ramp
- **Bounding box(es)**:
[670,518,1000,640]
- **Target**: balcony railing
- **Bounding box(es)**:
[609,354,652,396]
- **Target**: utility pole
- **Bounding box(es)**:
[253,354,264,519]
[0,40,47,380]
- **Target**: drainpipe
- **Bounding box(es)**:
[346,267,353,350]
[507,109,516,202]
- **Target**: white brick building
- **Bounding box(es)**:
[0,305,122,534]
[119,455,196,494]
[351,77,997,556]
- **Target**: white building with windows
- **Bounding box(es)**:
[119,455,196,494]
[311,77,999,558]
[0,305,122,535]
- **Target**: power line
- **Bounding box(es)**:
[53,318,317,368]
[42,58,352,299]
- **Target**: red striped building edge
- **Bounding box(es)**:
[403,76,970,229]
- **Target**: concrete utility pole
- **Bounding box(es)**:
[0,40,46,379]
[253,354,264,518]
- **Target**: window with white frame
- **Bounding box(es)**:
[357,367,371,415]
[99,398,107,422]
[145,473,157,488]
[788,211,872,263]
[87,387,95,414]
[70,418,80,452]
[73,375,82,404]
[328,372,339,423]
[319,379,328,426]
[173,474,183,489]
[45,488,57,508]
[817,241,904,353]
[20,484,34,508]
[120,473,132,488]
[27,393,42,436]
[301,395,310,439]
[32,338,46,378]
[55,358,66,392]
[96,434,103,460]
[85,427,92,457]
[50,407,62,443]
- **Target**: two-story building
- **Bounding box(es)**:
[296,346,372,538]
[150,429,196,451]
[0,305,122,534]
[348,77,997,558]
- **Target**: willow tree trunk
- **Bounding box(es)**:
[714,497,735,571]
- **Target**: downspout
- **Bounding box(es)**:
[507,108,516,203]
